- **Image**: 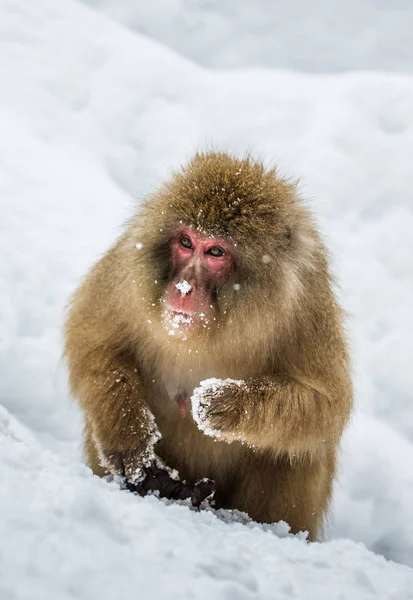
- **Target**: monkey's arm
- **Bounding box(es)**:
[191,375,352,456]
[64,248,164,478]
[68,348,160,478]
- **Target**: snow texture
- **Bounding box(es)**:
[1,0,413,597]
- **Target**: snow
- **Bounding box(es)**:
[1,0,413,597]
[2,409,412,600]
[175,280,192,294]
[163,309,193,336]
[81,0,413,73]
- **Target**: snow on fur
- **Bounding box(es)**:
[191,378,244,439]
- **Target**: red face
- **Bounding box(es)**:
[163,229,235,330]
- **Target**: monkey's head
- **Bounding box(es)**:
[131,152,320,348]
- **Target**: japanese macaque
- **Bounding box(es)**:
[64,151,353,540]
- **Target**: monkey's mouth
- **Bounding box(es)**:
[162,308,209,334]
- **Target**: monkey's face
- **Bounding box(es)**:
[161,228,236,335]
[134,153,315,350]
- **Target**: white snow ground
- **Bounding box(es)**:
[1,0,413,598]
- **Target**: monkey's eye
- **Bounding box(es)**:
[180,236,193,249]
[207,246,225,257]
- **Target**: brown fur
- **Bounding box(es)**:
[64,152,353,540]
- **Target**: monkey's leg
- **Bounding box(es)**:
[230,450,335,541]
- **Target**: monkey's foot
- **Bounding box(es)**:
[125,464,216,508]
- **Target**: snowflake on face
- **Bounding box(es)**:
[175,280,192,294]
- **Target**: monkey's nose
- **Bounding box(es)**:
[175,280,192,295]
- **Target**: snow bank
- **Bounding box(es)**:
[1,0,413,595]
[1,407,412,600]
[81,0,413,73]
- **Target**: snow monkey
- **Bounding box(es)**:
[64,152,353,540]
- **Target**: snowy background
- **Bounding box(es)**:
[1,0,413,598]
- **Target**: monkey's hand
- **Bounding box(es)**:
[191,378,248,443]
[125,464,216,508]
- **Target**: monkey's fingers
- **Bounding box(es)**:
[125,464,216,507]
[191,383,224,439]
[190,478,216,508]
